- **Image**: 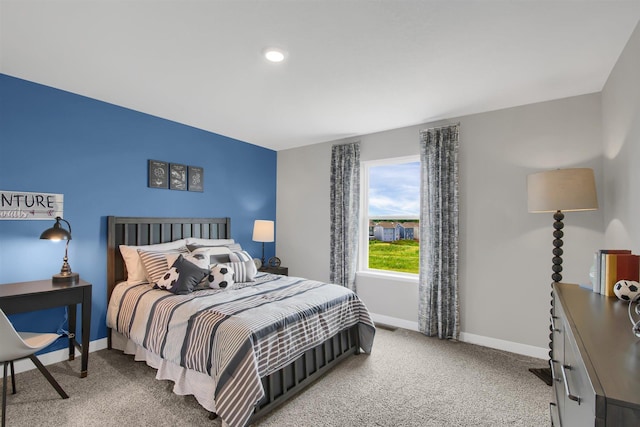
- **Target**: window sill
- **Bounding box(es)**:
[356,269,419,284]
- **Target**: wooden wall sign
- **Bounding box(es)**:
[0,190,64,220]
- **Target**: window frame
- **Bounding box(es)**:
[359,155,420,279]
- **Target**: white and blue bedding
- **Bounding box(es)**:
[107,272,375,427]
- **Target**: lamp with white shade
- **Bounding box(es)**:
[526,167,598,385]
[252,220,274,268]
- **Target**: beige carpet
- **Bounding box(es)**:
[3,328,549,426]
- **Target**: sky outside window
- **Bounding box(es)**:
[368,162,420,217]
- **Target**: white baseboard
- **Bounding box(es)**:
[12,337,109,375]
[459,332,547,360]
[370,313,420,331]
[370,312,547,360]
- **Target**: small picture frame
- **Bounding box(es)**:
[188,166,204,192]
[148,160,168,189]
[169,163,187,190]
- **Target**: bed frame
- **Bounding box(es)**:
[106,216,361,424]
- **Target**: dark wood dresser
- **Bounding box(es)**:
[551,283,640,426]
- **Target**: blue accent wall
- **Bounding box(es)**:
[0,74,277,352]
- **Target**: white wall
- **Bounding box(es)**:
[602,21,640,251]
[278,93,605,358]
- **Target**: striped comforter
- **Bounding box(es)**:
[107,273,375,427]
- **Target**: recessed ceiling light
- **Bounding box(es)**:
[264,48,286,63]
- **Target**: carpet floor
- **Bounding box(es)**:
[3,328,550,426]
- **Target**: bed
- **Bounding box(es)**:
[106,216,375,427]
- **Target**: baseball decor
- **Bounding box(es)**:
[613,280,640,301]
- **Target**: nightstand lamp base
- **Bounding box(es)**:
[52,272,80,285]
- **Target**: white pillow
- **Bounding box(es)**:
[225,243,243,252]
[190,247,232,265]
[228,251,257,280]
[185,238,235,247]
[138,250,183,285]
[229,250,253,262]
[119,239,187,283]
[226,260,256,282]
[183,253,210,270]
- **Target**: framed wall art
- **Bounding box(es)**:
[148,160,169,189]
[188,166,204,192]
[169,163,187,190]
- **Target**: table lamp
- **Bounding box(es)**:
[40,216,80,284]
[252,220,274,268]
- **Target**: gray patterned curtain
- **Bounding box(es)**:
[419,124,460,340]
[330,142,360,292]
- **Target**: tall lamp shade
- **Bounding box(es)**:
[40,216,80,284]
[527,167,598,282]
[252,220,274,267]
[526,167,597,386]
[527,168,598,214]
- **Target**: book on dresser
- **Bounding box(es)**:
[596,249,632,294]
[603,253,640,297]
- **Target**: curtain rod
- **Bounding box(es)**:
[420,122,460,133]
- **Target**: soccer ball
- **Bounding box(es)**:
[206,264,235,289]
[156,267,180,291]
[613,280,640,301]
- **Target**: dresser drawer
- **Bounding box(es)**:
[550,297,564,367]
[551,291,566,426]
[550,401,561,427]
[551,288,596,427]
[560,329,595,426]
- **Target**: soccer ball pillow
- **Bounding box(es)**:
[154,255,209,295]
[156,267,180,290]
[613,280,640,301]
[205,264,235,289]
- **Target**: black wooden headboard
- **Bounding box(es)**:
[106,216,231,302]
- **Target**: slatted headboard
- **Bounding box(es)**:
[106,216,231,302]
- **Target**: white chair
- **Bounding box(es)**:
[0,309,68,427]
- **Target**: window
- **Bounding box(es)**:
[360,156,420,275]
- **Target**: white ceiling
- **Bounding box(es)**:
[2,1,640,151]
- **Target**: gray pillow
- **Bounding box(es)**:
[155,255,209,295]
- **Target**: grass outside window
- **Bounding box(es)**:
[368,239,419,274]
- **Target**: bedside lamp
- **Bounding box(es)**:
[40,216,80,284]
[527,167,598,385]
[252,220,274,268]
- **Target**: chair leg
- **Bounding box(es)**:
[3,362,8,427]
[28,355,68,399]
[9,362,15,395]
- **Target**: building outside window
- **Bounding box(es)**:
[361,156,420,275]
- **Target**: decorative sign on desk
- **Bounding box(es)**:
[0,190,63,220]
